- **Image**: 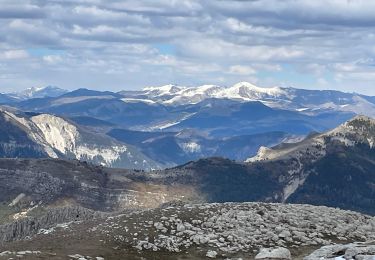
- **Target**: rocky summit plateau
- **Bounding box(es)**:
[0,202,374,259]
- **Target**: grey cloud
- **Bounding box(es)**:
[0,4,45,19]
[207,0,375,28]
[0,0,374,94]
[1,19,61,47]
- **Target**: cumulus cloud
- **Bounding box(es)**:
[0,0,374,94]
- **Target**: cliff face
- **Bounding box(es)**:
[0,109,161,170]
[0,159,111,212]
[0,207,103,243]
[0,158,186,227]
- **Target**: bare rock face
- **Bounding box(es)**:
[304,242,375,260]
[255,247,291,259]
[0,158,184,217]
[0,206,104,243]
[0,109,161,170]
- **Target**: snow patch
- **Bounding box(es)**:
[121,98,156,104]
[215,82,287,100]
[150,113,197,130]
[143,84,185,96]
[75,145,127,165]
[179,142,201,153]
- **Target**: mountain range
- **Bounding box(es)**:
[0,115,373,217]
[0,105,301,168]
[2,86,356,134]
[0,83,373,168]
[120,82,375,117]
[17,93,345,137]
[0,113,373,259]
[3,83,375,117]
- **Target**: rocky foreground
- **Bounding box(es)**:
[0,202,374,259]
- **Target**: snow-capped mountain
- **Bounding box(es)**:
[3,83,375,120]
[0,108,161,170]
[119,82,375,117]
[16,87,355,138]
[131,82,289,105]
[11,86,68,100]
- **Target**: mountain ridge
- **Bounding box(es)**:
[118,82,375,117]
[247,114,375,162]
[0,108,161,170]
[9,86,68,100]
[149,115,375,214]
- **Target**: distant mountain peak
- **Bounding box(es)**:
[216,82,288,100]
[231,81,283,93]
[60,88,120,98]
[139,82,291,105]
[12,86,68,100]
[143,84,185,96]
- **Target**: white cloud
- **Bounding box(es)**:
[0,50,29,59]
[43,55,63,64]
[178,38,304,62]
[229,65,256,75]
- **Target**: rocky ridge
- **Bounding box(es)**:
[0,108,161,170]
[247,115,375,163]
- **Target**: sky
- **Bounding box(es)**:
[0,0,375,95]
